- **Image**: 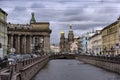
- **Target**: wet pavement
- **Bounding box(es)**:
[33,59,120,80]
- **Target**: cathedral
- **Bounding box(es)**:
[59,24,75,53]
[7,13,52,54]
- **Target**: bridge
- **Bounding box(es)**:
[49,53,76,59]
[0,54,120,80]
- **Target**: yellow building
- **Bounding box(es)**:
[101,17,120,56]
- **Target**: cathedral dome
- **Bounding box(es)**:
[60,31,64,34]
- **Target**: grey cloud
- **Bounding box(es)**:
[1,0,120,45]
[54,22,106,31]
[13,6,27,12]
[64,8,83,16]
[30,2,45,8]
[71,23,107,30]
[96,7,118,14]
[59,15,90,22]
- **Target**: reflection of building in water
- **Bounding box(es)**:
[7,13,52,54]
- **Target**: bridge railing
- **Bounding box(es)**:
[11,55,47,73]
[0,61,9,70]
[0,54,49,80]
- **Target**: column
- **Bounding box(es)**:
[8,35,11,49]
[15,36,18,53]
[29,35,32,53]
[11,34,13,48]
[17,35,20,54]
[21,36,24,54]
[43,35,50,53]
[24,35,27,54]
[26,36,28,53]
[26,35,32,54]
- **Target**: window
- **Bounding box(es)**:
[0,43,2,48]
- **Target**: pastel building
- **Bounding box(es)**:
[81,31,95,54]
[88,30,102,55]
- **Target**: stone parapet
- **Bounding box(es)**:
[76,55,120,74]
[0,55,49,80]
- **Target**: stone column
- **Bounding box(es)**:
[17,35,20,54]
[11,34,14,48]
[29,35,32,53]
[43,35,50,53]
[15,36,18,53]
[21,36,24,54]
[24,35,27,54]
[8,35,11,49]
[26,35,32,53]
[21,35,26,54]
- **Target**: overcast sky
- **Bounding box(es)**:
[0,0,120,45]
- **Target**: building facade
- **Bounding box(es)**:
[87,36,92,54]
[102,17,120,56]
[50,44,60,53]
[0,8,8,57]
[88,31,102,55]
[76,36,82,53]
[59,31,65,52]
[70,38,78,53]
[82,31,95,54]
[8,13,51,54]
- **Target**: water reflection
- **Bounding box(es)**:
[33,60,120,80]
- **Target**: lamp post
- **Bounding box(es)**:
[8,48,16,80]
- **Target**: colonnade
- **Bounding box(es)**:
[8,33,50,54]
[8,34,32,54]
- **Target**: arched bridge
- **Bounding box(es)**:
[50,54,76,59]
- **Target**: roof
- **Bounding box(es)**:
[89,32,101,39]
[101,20,118,31]
[31,22,49,24]
[0,8,8,16]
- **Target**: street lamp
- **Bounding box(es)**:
[8,48,16,80]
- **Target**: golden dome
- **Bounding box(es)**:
[60,31,64,34]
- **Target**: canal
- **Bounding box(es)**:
[33,60,120,80]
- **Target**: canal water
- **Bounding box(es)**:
[33,60,120,80]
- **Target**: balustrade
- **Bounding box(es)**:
[77,54,120,64]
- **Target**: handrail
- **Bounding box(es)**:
[8,65,13,80]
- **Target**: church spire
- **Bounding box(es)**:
[69,24,73,31]
[68,24,74,42]
[30,12,36,24]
